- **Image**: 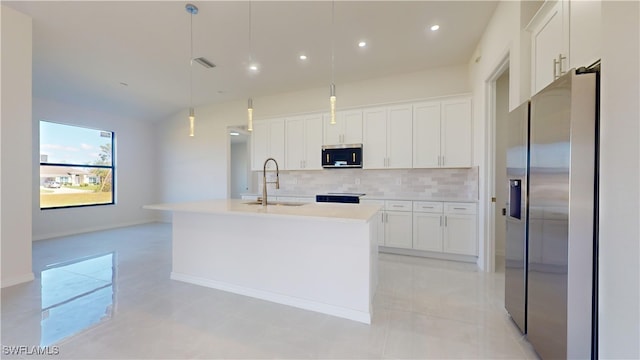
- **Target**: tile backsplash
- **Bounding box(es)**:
[252,167,478,200]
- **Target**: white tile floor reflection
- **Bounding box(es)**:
[1,223,539,359]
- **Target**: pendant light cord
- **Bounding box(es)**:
[331,0,335,85]
[190,11,194,110]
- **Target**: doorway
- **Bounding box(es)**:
[228,127,252,199]
[494,70,510,271]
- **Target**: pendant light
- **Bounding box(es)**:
[329,0,337,125]
[247,1,254,132]
[186,3,198,137]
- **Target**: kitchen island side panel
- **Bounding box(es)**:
[170,211,376,323]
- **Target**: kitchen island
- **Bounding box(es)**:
[144,199,381,324]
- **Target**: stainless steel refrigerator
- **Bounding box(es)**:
[505,68,599,359]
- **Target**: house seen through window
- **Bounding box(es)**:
[39,121,115,209]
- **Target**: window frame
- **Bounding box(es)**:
[39,121,116,210]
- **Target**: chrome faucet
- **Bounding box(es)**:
[262,158,280,206]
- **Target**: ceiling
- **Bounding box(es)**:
[5,1,498,122]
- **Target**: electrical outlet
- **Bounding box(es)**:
[395,178,402,185]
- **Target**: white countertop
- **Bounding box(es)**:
[144,199,382,223]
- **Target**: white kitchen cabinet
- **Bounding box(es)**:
[323,110,363,146]
[363,105,413,169]
[568,0,601,69]
[413,201,444,252]
[443,203,477,256]
[528,0,569,95]
[413,97,472,168]
[285,114,323,170]
[528,0,601,95]
[361,199,386,246]
[412,101,441,168]
[251,118,285,171]
[384,211,413,249]
[413,213,443,252]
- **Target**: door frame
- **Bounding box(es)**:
[483,52,510,273]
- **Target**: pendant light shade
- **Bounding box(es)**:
[186,3,198,137]
[329,83,336,125]
[247,98,254,132]
[188,107,195,137]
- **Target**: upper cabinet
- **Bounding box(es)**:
[285,114,323,170]
[323,110,363,146]
[362,105,413,169]
[413,97,472,169]
[528,0,601,95]
[568,0,601,69]
[251,118,285,171]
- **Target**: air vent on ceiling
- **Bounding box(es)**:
[194,57,216,69]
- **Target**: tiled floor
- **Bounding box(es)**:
[1,223,538,359]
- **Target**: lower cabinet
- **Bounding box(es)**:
[412,201,478,257]
[384,211,413,249]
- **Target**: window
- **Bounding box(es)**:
[39,121,115,209]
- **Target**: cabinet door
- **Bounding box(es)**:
[441,98,472,168]
[569,0,601,69]
[384,211,413,249]
[362,107,388,169]
[413,212,443,252]
[323,113,343,145]
[304,115,323,170]
[413,101,441,168]
[376,211,385,246]
[267,119,285,170]
[530,0,569,94]
[443,214,477,255]
[285,117,305,170]
[251,120,269,171]
[387,105,413,168]
[342,110,363,144]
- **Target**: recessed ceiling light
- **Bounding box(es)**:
[430,24,440,31]
[230,132,240,136]
[358,41,367,48]
[249,64,258,71]
[299,54,308,60]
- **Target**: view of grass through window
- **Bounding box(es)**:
[40,121,114,209]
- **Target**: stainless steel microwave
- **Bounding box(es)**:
[321,144,363,168]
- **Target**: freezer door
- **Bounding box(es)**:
[527,70,596,360]
[504,101,529,334]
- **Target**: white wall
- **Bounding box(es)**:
[599,1,640,357]
[32,98,159,240]
[1,5,35,287]
[157,65,470,204]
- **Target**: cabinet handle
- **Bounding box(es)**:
[445,216,448,227]
[423,206,434,209]
[392,205,403,208]
[326,154,330,163]
[558,53,567,76]
[442,155,445,166]
[438,156,441,166]
[352,153,356,162]
[553,57,559,79]
[381,213,384,223]
[453,207,466,210]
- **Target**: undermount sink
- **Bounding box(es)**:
[243,201,306,207]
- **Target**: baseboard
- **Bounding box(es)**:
[33,220,159,241]
[1,272,35,288]
[379,246,478,263]
[170,272,371,324]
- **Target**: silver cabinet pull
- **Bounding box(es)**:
[442,155,445,166]
[445,216,448,227]
[558,53,567,76]
[453,207,466,210]
[438,155,441,166]
[553,57,559,79]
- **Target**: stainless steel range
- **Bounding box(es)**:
[315,192,365,204]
